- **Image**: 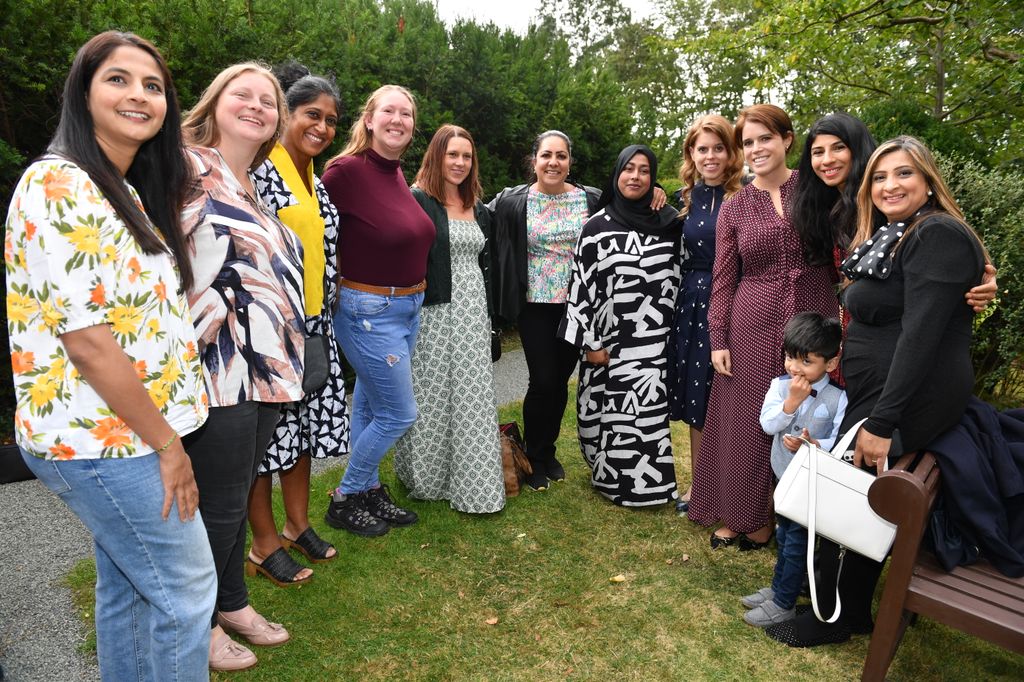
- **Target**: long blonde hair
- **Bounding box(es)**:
[181,62,286,170]
[677,114,744,214]
[326,84,417,167]
[853,136,984,257]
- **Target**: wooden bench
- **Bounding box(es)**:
[862,451,1024,680]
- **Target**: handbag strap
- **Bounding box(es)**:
[805,417,874,623]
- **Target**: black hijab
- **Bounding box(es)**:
[597,144,679,236]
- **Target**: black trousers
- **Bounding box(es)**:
[518,302,579,466]
[183,401,280,622]
[814,536,886,630]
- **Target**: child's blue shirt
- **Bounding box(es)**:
[760,374,848,479]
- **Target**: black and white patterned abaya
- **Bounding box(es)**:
[559,209,681,506]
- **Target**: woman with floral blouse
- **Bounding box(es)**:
[5,32,216,680]
[180,62,305,671]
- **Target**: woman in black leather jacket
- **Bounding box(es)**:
[488,130,602,490]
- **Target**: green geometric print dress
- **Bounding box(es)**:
[394,218,505,513]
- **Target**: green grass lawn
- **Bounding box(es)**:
[67,391,1023,680]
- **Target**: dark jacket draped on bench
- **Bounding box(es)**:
[927,396,1024,577]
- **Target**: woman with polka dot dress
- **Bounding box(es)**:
[686,105,838,550]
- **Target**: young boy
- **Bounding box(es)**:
[741,311,847,627]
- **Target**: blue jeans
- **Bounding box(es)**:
[333,286,423,493]
[22,449,216,682]
[770,515,808,610]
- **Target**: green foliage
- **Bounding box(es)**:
[937,153,1024,403]
[650,0,1023,166]
[860,100,988,166]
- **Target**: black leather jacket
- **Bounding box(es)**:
[487,182,601,323]
[413,187,493,315]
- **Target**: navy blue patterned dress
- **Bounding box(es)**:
[668,182,723,428]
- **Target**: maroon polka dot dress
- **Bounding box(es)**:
[687,171,838,533]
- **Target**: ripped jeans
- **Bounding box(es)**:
[333,285,423,494]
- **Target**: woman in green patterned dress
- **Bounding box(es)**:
[393,124,505,513]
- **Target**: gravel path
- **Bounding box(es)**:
[0,348,529,681]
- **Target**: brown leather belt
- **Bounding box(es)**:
[341,278,426,296]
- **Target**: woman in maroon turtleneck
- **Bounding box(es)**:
[320,85,435,537]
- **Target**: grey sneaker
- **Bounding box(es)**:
[740,587,775,609]
[743,600,796,628]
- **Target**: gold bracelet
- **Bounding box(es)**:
[155,433,178,453]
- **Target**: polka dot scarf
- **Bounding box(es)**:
[840,208,928,281]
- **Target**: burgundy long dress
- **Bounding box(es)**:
[687,171,838,533]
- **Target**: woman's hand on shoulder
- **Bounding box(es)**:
[586,348,610,365]
[650,186,667,211]
[966,263,998,313]
[711,349,732,376]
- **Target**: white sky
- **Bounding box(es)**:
[432,0,657,34]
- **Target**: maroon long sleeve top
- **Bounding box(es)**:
[321,148,435,287]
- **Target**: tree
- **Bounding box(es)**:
[652,0,1023,165]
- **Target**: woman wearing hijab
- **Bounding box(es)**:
[559,145,682,507]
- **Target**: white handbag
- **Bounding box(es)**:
[773,418,897,622]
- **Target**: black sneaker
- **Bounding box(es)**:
[361,485,418,526]
[324,490,389,537]
[524,470,549,491]
[545,457,565,482]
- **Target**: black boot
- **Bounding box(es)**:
[324,490,389,537]
[361,485,418,526]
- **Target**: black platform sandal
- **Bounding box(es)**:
[280,527,337,564]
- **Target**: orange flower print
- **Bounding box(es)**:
[49,443,76,460]
[90,283,106,306]
[127,257,142,283]
[154,281,167,302]
[24,219,37,241]
[11,350,35,374]
[184,341,197,362]
[15,413,34,441]
[90,416,132,448]
[134,360,148,379]
[42,168,74,203]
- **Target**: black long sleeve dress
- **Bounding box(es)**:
[840,213,985,448]
[802,211,986,639]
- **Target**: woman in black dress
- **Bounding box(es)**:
[767,136,989,647]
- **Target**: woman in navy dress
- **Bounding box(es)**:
[668,115,744,511]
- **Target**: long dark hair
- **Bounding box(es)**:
[791,112,876,266]
[49,31,193,290]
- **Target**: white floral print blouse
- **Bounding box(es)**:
[5,158,208,459]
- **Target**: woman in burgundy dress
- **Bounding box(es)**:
[687,104,838,549]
